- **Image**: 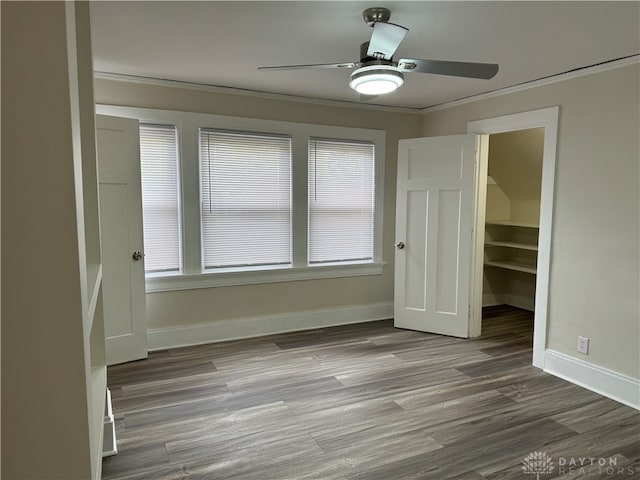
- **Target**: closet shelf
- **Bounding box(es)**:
[484,260,537,274]
[485,220,539,228]
[485,240,538,251]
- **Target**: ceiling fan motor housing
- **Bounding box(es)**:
[359,41,393,64]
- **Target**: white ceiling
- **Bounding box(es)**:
[90,1,640,110]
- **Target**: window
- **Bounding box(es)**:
[96,105,385,291]
[139,124,181,273]
[308,139,375,264]
[199,129,292,269]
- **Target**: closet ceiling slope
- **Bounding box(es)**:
[487,128,544,225]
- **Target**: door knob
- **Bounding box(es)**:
[132,251,143,261]
[395,242,405,249]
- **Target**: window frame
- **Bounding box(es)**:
[96,105,386,292]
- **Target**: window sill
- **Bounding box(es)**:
[145,262,387,292]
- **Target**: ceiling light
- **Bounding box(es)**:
[349,65,404,95]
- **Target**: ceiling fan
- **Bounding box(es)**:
[258,7,499,97]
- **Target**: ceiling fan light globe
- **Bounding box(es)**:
[349,67,404,95]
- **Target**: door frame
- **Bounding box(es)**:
[467,106,559,369]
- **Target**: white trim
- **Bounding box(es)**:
[467,106,559,369]
[87,265,103,326]
[469,134,490,337]
[146,261,386,292]
[94,105,387,144]
[544,350,640,410]
[422,55,639,113]
[93,71,420,114]
[481,298,501,308]
[102,389,117,457]
[482,294,534,312]
[146,302,394,350]
[497,294,535,312]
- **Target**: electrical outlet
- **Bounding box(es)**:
[577,336,589,354]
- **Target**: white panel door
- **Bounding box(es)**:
[96,115,148,365]
[394,134,484,338]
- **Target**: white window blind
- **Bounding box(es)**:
[308,138,375,264]
[200,129,292,269]
[139,124,181,273]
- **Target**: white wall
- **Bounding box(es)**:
[94,79,421,337]
[422,63,640,379]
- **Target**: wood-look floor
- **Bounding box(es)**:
[103,306,640,480]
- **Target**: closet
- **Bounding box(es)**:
[482,128,544,312]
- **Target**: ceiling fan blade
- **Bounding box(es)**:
[258,62,357,71]
[367,22,409,60]
[397,58,498,79]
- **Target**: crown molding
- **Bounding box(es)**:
[94,55,638,115]
[93,71,422,114]
[420,55,639,113]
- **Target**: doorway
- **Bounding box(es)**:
[481,128,544,361]
[483,129,543,309]
[468,106,559,368]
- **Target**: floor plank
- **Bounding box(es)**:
[102,306,640,480]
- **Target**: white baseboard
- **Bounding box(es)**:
[102,388,117,457]
[147,302,394,351]
[482,294,500,307]
[499,294,535,312]
[544,349,640,410]
[482,294,534,311]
